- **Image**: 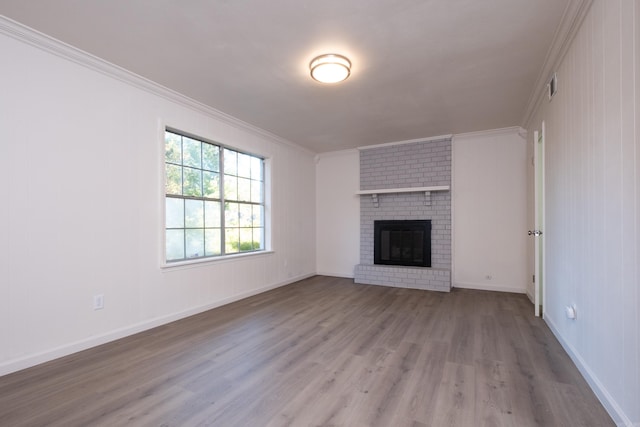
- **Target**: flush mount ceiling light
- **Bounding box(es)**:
[309,54,351,83]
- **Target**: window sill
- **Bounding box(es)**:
[161,250,274,271]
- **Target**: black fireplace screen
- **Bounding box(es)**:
[374,220,431,267]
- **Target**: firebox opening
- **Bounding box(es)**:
[374,220,431,267]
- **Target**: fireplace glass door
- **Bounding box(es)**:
[374,220,431,267]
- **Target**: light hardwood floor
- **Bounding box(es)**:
[0,276,614,426]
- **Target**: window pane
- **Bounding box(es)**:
[225,228,239,253]
[252,205,263,227]
[224,175,238,201]
[205,201,221,227]
[166,230,185,261]
[225,202,239,227]
[185,199,204,228]
[183,167,202,197]
[203,171,220,199]
[224,149,237,176]
[164,130,266,262]
[240,228,254,251]
[202,143,219,172]
[251,180,262,203]
[165,132,182,164]
[237,178,251,202]
[251,156,263,181]
[185,229,204,258]
[166,164,182,195]
[183,137,201,168]
[239,203,252,227]
[205,228,221,256]
[253,228,263,250]
[237,153,252,178]
[166,198,184,228]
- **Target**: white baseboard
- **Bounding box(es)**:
[453,281,526,294]
[525,288,535,303]
[0,273,314,376]
[316,270,354,279]
[544,314,635,427]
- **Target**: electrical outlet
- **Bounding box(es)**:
[93,294,104,310]
[565,305,577,320]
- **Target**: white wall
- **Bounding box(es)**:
[0,22,316,374]
[525,1,639,424]
[452,128,529,293]
[315,150,360,278]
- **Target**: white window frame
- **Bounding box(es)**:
[160,126,271,268]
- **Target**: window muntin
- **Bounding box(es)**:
[164,130,265,262]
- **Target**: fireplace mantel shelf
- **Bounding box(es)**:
[356,185,449,195]
[357,186,449,207]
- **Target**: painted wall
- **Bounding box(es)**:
[0,25,316,374]
[452,128,529,293]
[524,1,639,424]
[315,150,360,278]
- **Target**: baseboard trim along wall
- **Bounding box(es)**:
[453,281,526,294]
[525,289,535,304]
[545,314,634,427]
[316,271,355,279]
[0,273,314,377]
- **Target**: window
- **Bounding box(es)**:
[164,129,265,263]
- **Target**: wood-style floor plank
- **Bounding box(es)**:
[0,276,614,426]
[431,361,476,426]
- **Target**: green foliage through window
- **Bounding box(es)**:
[164,130,265,262]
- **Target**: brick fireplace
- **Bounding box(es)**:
[354,138,452,291]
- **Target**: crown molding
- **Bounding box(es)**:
[521,0,594,129]
[452,126,527,141]
[357,134,453,151]
[0,15,314,156]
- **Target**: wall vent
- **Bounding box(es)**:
[548,72,558,100]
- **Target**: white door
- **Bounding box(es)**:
[531,122,545,317]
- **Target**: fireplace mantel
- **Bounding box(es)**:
[356,186,449,207]
[355,185,449,195]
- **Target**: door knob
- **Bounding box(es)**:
[528,230,543,236]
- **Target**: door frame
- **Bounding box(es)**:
[533,122,546,317]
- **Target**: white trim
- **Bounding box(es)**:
[0,273,314,376]
[159,118,168,267]
[452,126,527,141]
[544,315,634,427]
[450,134,456,291]
[316,271,355,279]
[453,281,526,294]
[357,134,453,151]
[541,121,547,320]
[0,15,314,157]
[525,288,535,303]
[521,0,594,129]
[161,251,275,271]
[356,186,449,195]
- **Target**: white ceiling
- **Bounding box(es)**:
[1,0,570,153]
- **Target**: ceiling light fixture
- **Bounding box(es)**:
[309,54,351,84]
